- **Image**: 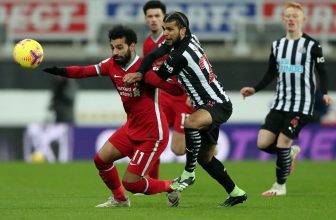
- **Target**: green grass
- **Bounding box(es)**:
[1,161,335,220]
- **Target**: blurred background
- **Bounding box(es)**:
[0,0,335,162]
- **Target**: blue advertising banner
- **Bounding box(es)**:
[73,124,336,162]
[104,0,257,40]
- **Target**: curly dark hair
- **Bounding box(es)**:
[108,25,137,45]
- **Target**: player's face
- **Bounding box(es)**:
[110,37,134,66]
[145,8,164,34]
[282,7,304,34]
[163,21,186,46]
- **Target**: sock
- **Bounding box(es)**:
[112,186,127,201]
[93,154,127,201]
[259,142,277,154]
[276,147,291,184]
[229,185,246,197]
[122,177,172,195]
[199,156,235,194]
[184,128,202,172]
[148,159,160,179]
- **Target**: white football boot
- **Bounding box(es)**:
[261,182,286,196]
[95,196,130,208]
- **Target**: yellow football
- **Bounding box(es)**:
[13,39,44,69]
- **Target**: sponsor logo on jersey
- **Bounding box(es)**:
[163,60,173,73]
[278,58,303,74]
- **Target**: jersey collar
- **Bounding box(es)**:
[122,55,140,71]
[151,31,164,43]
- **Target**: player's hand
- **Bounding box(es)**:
[43,66,66,76]
[323,94,334,107]
[240,87,256,99]
[123,72,143,87]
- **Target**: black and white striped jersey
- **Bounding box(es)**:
[254,33,328,116]
[139,35,230,109]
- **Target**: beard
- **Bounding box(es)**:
[113,48,131,66]
[171,35,184,48]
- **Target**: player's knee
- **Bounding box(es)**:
[122,180,145,194]
[184,118,200,129]
[93,154,113,171]
[257,140,269,149]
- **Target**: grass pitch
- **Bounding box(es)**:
[1,161,335,220]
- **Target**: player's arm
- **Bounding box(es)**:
[43,65,100,78]
[153,50,186,80]
[138,43,172,74]
[312,43,333,106]
[123,45,180,86]
[253,52,278,92]
[144,70,184,96]
[44,58,111,78]
[312,43,328,94]
[241,51,277,98]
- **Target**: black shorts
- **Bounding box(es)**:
[201,101,232,129]
[261,109,312,139]
[200,101,232,145]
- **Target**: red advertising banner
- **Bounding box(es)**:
[263,1,336,37]
[0,0,88,37]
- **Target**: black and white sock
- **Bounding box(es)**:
[184,128,201,172]
[276,147,291,184]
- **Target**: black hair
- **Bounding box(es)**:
[108,25,137,45]
[163,11,191,36]
[143,0,166,15]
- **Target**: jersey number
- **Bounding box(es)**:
[200,54,215,83]
[130,150,144,165]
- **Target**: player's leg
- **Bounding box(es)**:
[171,110,191,156]
[121,139,173,195]
[147,96,175,179]
[173,103,232,191]
[289,144,301,174]
[262,112,310,196]
[148,159,160,179]
[257,129,277,154]
[170,131,186,155]
[172,109,211,187]
[257,110,283,154]
[94,127,132,207]
[261,132,292,196]
[197,129,247,207]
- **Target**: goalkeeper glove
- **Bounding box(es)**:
[43,66,67,76]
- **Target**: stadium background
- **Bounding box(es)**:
[0,0,335,162]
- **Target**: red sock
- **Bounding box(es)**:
[93,154,127,201]
[148,159,160,179]
[123,177,172,195]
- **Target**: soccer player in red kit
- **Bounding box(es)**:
[43,25,182,208]
[143,0,194,179]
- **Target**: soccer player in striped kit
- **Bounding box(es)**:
[124,11,247,207]
[240,1,333,196]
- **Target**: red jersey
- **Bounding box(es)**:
[143,32,165,56]
[65,55,183,141]
[143,33,194,130]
